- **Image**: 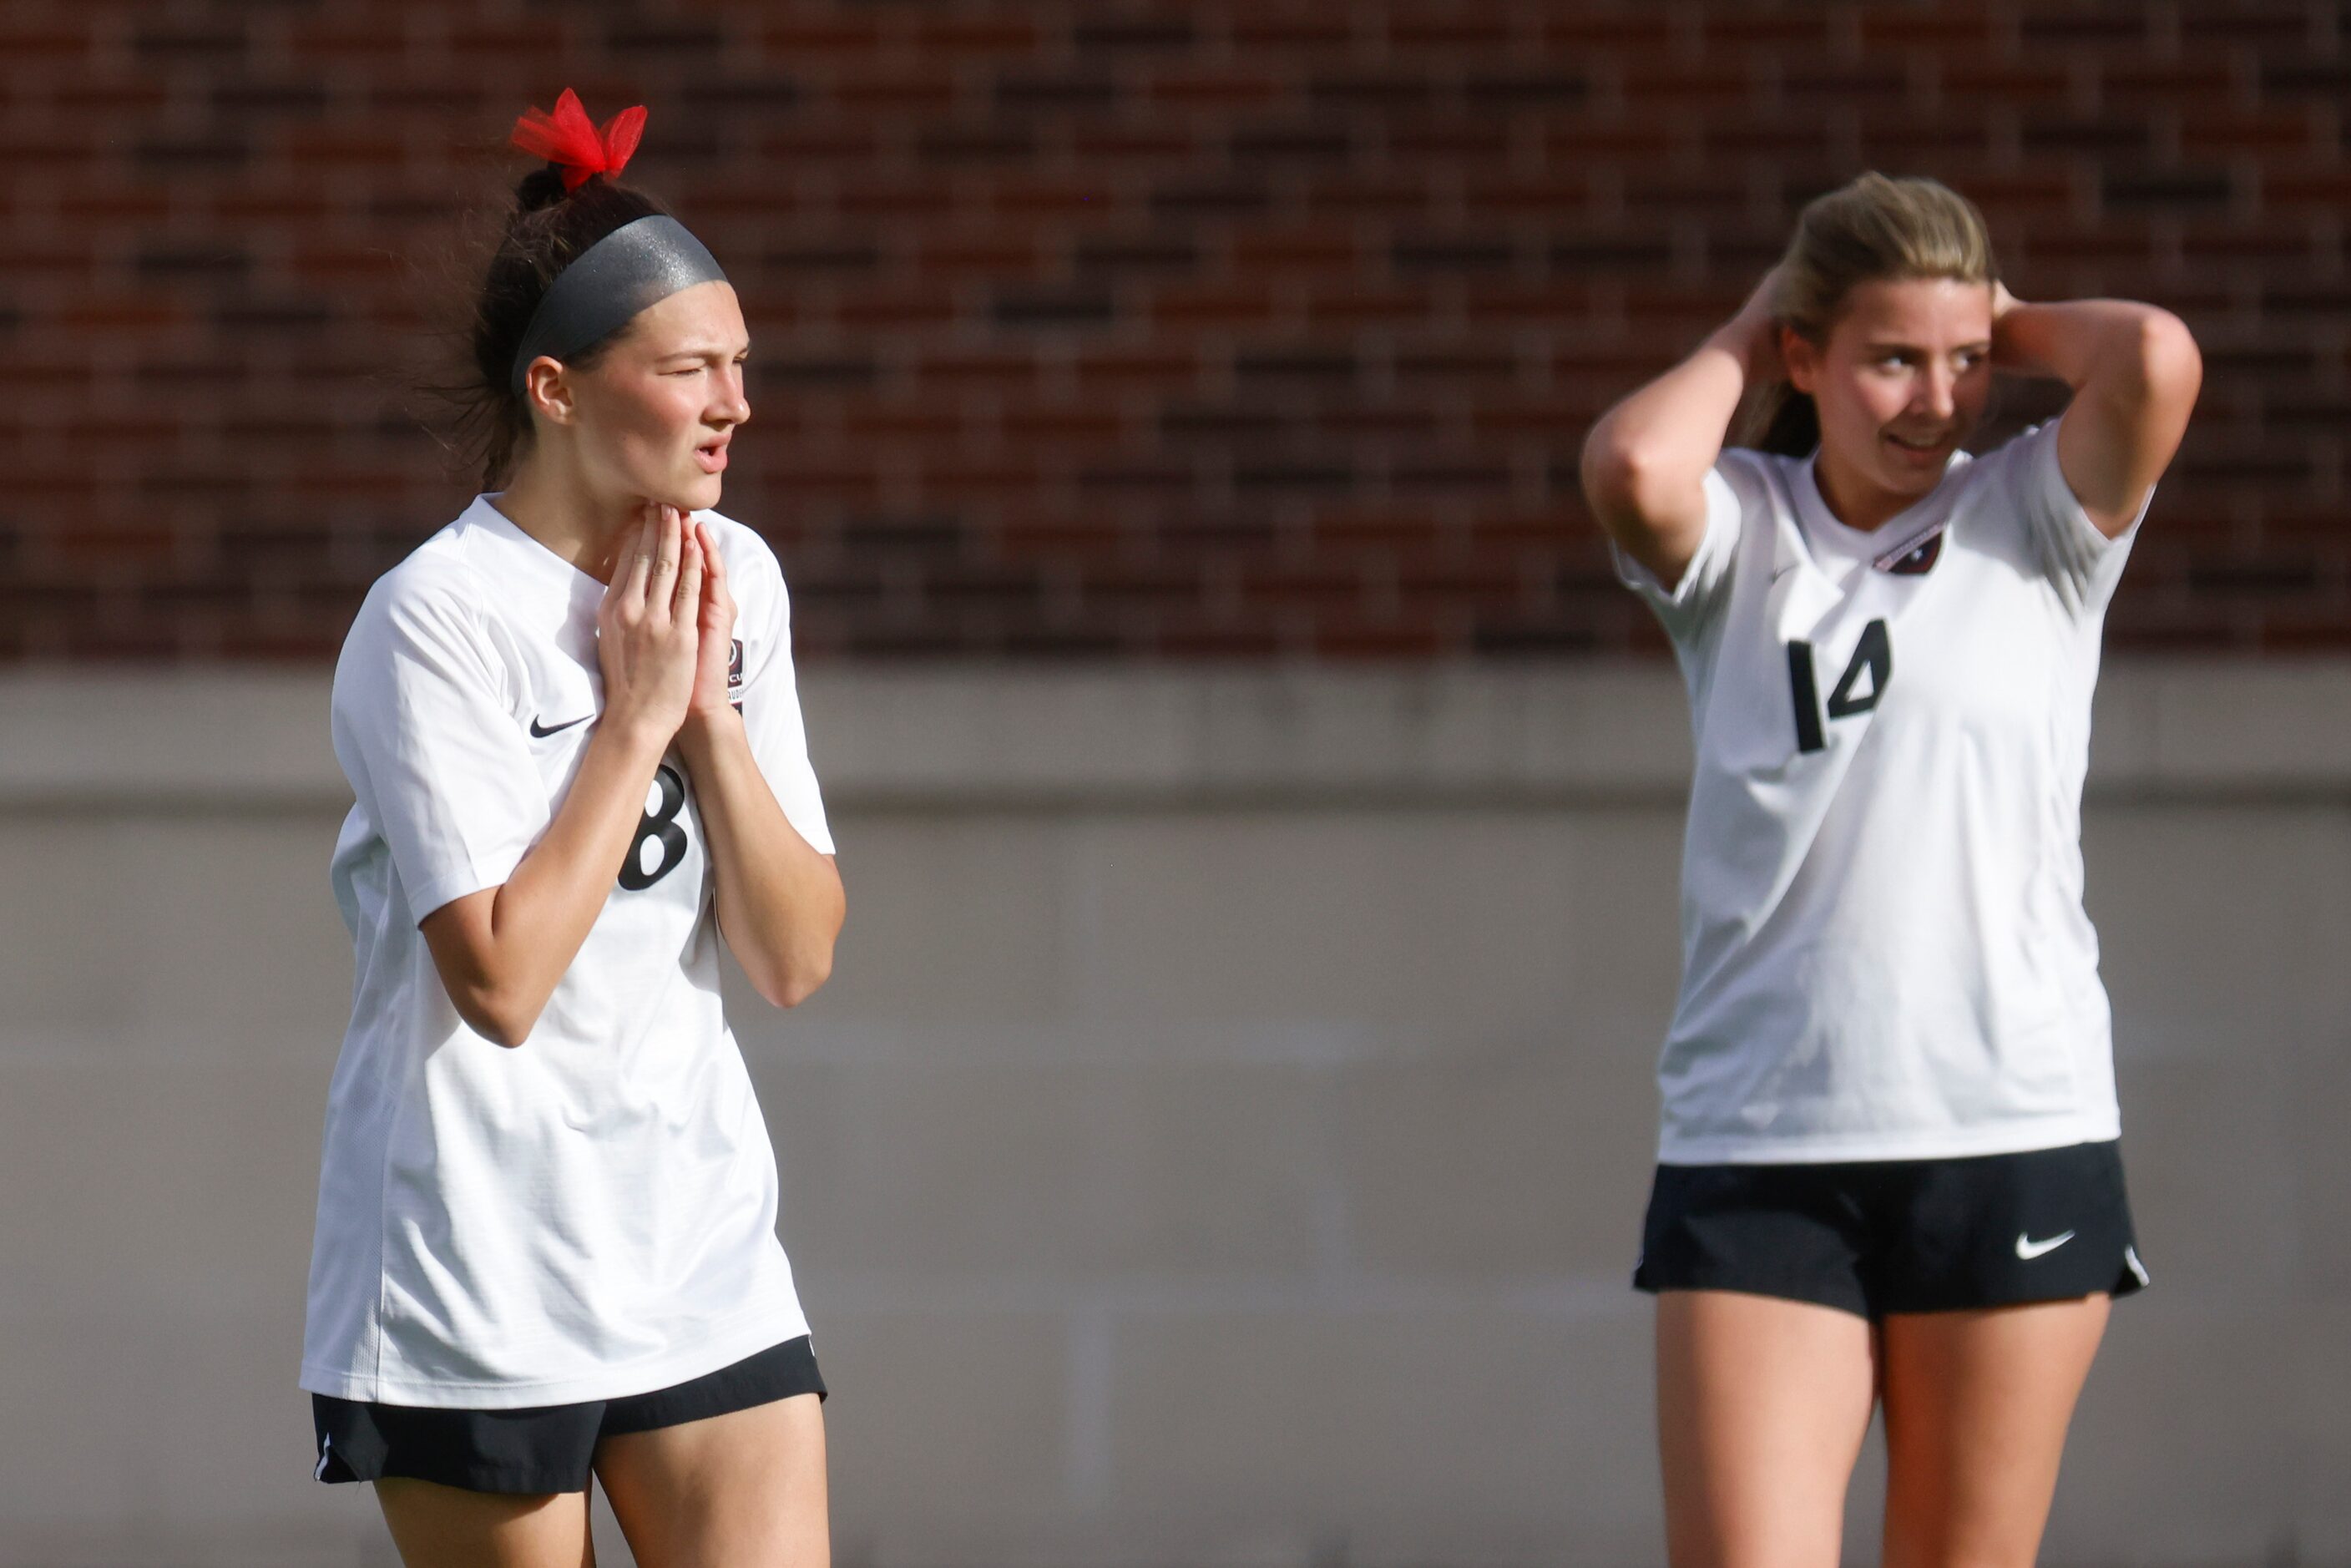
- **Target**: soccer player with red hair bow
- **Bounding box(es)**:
[300,91,842,1565]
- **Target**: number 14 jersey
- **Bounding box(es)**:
[303,497,834,1408]
[1617,417,2146,1165]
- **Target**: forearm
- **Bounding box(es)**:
[427,718,670,1044]
[676,708,845,1008]
[1997,296,2202,529]
[1993,297,2187,392]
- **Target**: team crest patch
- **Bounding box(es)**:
[1877,529,1944,576]
[727,639,745,711]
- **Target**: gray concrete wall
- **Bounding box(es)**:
[1,665,2345,1566]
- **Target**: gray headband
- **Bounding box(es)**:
[509,215,728,395]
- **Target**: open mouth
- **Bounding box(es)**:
[693,437,730,474]
[1884,429,1951,457]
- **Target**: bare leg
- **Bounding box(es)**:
[1879,1295,2110,1568]
[374,1479,594,1568]
[596,1392,829,1568]
[1656,1290,1879,1568]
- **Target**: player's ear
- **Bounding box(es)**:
[1780,325,1818,396]
[523,359,579,427]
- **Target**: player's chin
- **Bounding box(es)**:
[1877,438,1951,490]
[665,469,724,515]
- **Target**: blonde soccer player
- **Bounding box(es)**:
[1583,173,2199,1568]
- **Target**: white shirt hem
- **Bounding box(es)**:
[1657,1112,2121,1167]
[299,1303,811,1410]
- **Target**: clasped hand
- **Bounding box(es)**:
[594,503,740,749]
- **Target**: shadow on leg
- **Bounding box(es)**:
[375,1477,594,1568]
[596,1391,829,1568]
[1879,1295,2110,1568]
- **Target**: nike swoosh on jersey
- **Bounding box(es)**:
[529,714,592,738]
[2014,1230,2075,1260]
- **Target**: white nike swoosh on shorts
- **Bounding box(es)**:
[2015,1230,2076,1260]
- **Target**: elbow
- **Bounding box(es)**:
[1580,434,1683,531]
[1579,429,1645,520]
[761,946,834,1011]
[449,984,541,1050]
[421,897,544,1049]
[737,916,838,1009]
[2141,309,2202,407]
[2110,308,2203,409]
[740,872,845,1011]
[771,976,827,1012]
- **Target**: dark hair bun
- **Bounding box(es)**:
[513,165,573,215]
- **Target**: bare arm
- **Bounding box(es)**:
[420,507,704,1047]
[1991,286,2202,539]
[677,711,846,1009]
[675,520,846,1009]
[1580,271,1781,588]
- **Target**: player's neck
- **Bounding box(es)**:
[492,458,641,583]
[1811,445,1918,534]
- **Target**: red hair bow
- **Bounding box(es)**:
[510,89,647,190]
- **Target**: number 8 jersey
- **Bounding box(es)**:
[301,497,834,1409]
[1616,417,2148,1166]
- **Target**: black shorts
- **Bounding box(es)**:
[311,1334,826,1495]
[1633,1139,2148,1319]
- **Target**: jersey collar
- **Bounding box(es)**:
[1793,450,1969,574]
[464,495,611,617]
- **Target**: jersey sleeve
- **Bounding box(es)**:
[728,532,836,857]
[331,579,548,924]
[1609,458,1749,644]
[1997,414,2148,620]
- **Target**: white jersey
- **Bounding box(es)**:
[301,496,834,1409]
[1620,417,2145,1165]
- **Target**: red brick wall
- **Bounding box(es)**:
[4,2,2344,660]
